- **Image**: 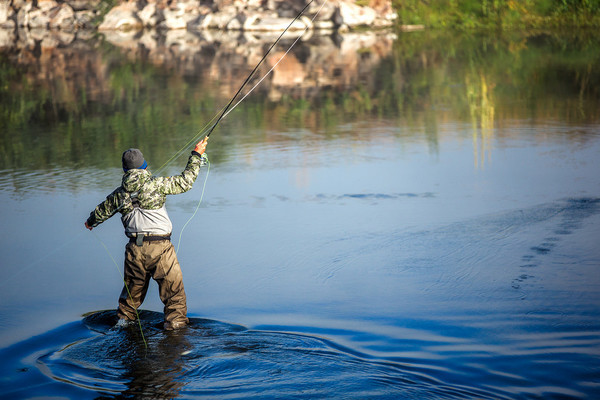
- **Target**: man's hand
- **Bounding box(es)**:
[194,137,209,155]
[85,221,93,231]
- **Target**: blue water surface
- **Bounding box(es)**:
[1,119,600,399]
[1,27,600,398]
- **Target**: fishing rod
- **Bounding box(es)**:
[155,0,327,174]
[175,0,326,253]
[205,0,317,138]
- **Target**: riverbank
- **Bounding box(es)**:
[0,0,397,34]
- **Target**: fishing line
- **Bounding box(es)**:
[159,1,328,253]
[153,0,325,175]
[223,0,328,120]
[92,230,148,349]
[176,159,210,254]
[205,0,318,139]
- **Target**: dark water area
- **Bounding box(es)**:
[1,27,600,398]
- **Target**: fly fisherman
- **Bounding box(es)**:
[85,137,209,330]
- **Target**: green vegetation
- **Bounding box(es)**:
[392,0,600,29]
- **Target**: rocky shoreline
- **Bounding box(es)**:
[0,1,400,121]
[0,1,397,34]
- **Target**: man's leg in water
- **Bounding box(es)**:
[152,241,188,330]
[117,242,151,321]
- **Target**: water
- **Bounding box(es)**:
[1,28,600,398]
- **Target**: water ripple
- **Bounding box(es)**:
[0,311,516,399]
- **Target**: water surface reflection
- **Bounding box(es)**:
[1,27,599,399]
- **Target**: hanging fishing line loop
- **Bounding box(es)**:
[177,160,210,254]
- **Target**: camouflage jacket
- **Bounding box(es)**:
[86,152,206,230]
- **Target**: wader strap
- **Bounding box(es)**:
[130,191,140,209]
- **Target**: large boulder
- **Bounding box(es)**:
[334,1,377,27]
[98,2,143,31]
[49,4,76,30]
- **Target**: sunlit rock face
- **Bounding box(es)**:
[3,0,396,32]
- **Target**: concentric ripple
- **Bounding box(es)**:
[29,310,504,399]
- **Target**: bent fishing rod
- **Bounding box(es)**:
[205,0,317,139]
[156,0,326,174]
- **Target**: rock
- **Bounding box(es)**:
[159,1,207,30]
[264,0,306,17]
[309,0,336,22]
[161,8,187,30]
[0,3,14,28]
[37,0,60,12]
[7,0,397,33]
[226,15,243,30]
[74,10,96,28]
[12,0,28,9]
[70,0,102,11]
[334,1,377,27]
[138,3,163,28]
[98,2,143,31]
[49,4,75,30]
[16,1,33,27]
[28,8,52,29]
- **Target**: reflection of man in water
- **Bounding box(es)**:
[121,326,191,398]
[85,138,208,330]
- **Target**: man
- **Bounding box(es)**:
[85,137,208,330]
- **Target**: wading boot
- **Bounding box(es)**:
[164,320,187,331]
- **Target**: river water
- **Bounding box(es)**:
[1,28,599,398]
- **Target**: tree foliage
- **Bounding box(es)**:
[392,0,600,28]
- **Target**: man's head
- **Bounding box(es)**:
[122,149,148,172]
